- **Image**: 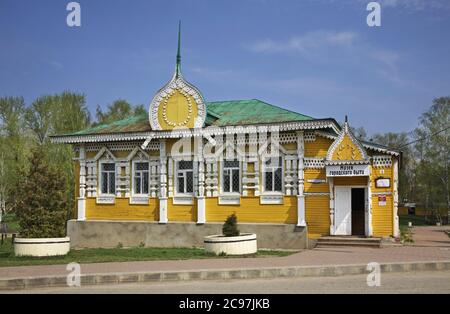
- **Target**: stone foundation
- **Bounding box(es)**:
[67,220,307,250]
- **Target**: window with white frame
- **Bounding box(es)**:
[133,162,149,195]
[222,160,240,193]
[264,157,283,193]
[100,163,116,195]
[176,160,194,194]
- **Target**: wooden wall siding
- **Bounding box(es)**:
[86,151,97,159]
[86,198,159,221]
[372,195,393,237]
[370,165,394,237]
[305,196,330,237]
[205,197,297,224]
[304,137,333,158]
[76,142,398,237]
[334,176,367,186]
[114,151,129,158]
[371,166,393,194]
[304,169,329,193]
[168,198,198,222]
[282,142,297,151]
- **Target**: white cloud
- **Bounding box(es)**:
[248,30,358,53]
[253,77,346,95]
[370,50,400,71]
[50,61,63,70]
[313,0,450,11]
[376,0,450,10]
[368,49,418,87]
[247,28,416,88]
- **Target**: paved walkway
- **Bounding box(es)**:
[1,226,449,280]
[410,226,450,247]
[13,271,450,294]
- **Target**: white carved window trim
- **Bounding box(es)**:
[175,160,195,197]
[99,161,116,196]
[219,159,241,205]
[97,160,116,204]
[205,158,219,197]
[131,160,151,197]
[148,158,160,198]
[86,161,98,197]
[261,156,284,195]
[260,194,284,205]
[220,160,241,194]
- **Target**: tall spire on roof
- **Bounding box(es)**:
[149,20,206,131]
[175,20,182,78]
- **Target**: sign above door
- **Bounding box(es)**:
[326,164,369,177]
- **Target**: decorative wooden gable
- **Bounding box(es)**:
[93,147,116,162]
[326,117,369,165]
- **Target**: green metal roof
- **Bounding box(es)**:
[71,114,152,135]
[64,99,314,136]
[206,99,313,126]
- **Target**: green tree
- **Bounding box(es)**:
[15,148,67,238]
[24,92,91,219]
[351,126,368,141]
[413,97,450,220]
[95,99,147,125]
[0,96,28,222]
[222,213,240,237]
[25,95,54,145]
[25,91,90,144]
[52,91,91,134]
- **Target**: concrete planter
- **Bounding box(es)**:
[14,237,70,257]
[204,233,257,255]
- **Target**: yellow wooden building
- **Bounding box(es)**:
[52,29,400,247]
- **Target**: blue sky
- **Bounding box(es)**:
[1,0,449,135]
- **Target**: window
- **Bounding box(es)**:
[222,160,240,193]
[100,163,115,195]
[177,160,194,194]
[134,162,149,195]
[264,157,283,192]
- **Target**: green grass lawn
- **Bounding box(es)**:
[399,215,427,227]
[0,238,294,267]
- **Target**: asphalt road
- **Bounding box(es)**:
[5,271,450,294]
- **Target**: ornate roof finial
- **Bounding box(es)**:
[175,20,182,78]
[345,115,348,123]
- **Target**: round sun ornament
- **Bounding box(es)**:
[149,77,206,130]
[149,23,206,130]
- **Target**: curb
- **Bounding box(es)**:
[1,260,450,291]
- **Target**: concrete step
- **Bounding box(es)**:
[316,237,382,248]
[316,241,381,248]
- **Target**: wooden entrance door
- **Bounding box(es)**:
[335,187,352,235]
